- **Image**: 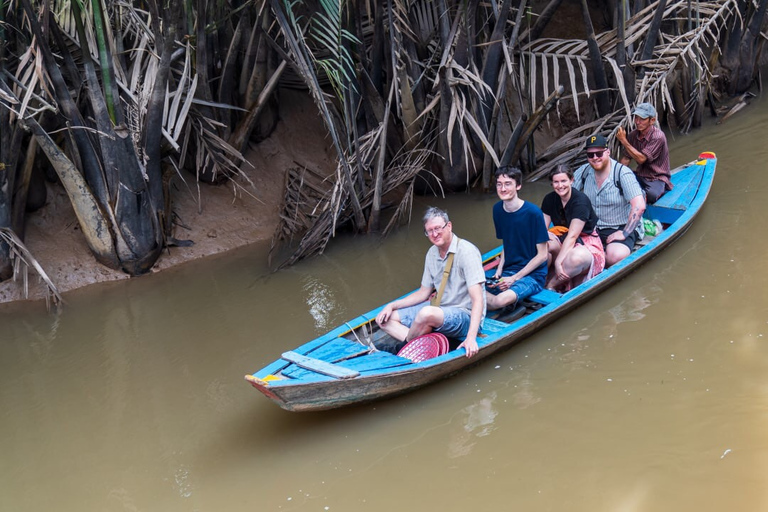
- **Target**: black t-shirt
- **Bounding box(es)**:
[541,188,599,233]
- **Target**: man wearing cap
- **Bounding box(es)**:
[616,102,672,203]
[573,134,646,267]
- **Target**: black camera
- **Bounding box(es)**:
[485,277,499,286]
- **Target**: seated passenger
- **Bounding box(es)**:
[540,165,606,291]
[486,166,549,311]
[616,103,673,203]
[573,134,646,267]
[375,207,486,358]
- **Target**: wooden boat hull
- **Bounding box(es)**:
[246,154,717,411]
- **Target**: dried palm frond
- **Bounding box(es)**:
[520,38,592,120]
[634,0,739,112]
[520,0,736,109]
[273,0,365,233]
[48,1,254,196]
[271,121,435,268]
[517,0,736,171]
[528,110,624,181]
[0,228,62,308]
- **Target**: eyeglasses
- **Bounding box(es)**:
[424,223,448,237]
[586,150,605,159]
[496,181,516,190]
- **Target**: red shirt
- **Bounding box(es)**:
[624,124,672,190]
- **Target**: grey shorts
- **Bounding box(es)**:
[397,301,471,339]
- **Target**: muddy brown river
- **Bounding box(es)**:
[2,96,768,511]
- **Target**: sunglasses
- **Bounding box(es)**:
[586,150,605,159]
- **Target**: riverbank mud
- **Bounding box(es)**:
[0,90,335,304]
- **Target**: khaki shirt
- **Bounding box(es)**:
[421,234,486,316]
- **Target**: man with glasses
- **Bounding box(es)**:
[485,166,549,311]
[574,134,646,267]
[616,102,672,203]
[376,207,486,358]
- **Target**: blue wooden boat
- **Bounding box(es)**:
[246,152,717,411]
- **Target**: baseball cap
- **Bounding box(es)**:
[585,134,607,149]
[632,102,657,118]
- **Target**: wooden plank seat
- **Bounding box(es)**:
[526,288,561,306]
[653,164,703,209]
[338,350,412,372]
[306,337,372,362]
[282,349,411,379]
[282,338,372,379]
[281,351,360,379]
[646,163,704,224]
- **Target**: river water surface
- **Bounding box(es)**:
[2,97,768,512]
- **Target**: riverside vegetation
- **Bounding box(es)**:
[0,0,765,303]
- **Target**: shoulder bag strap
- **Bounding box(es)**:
[431,250,455,307]
[577,163,590,190]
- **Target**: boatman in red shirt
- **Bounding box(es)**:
[616,102,673,203]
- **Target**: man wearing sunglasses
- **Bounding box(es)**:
[616,102,672,203]
[376,207,486,358]
[574,134,646,267]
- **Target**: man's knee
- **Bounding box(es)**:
[644,180,666,203]
[498,290,518,308]
[564,247,591,271]
[487,290,517,310]
[605,243,630,266]
[413,305,441,326]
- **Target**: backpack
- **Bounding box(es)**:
[576,160,637,198]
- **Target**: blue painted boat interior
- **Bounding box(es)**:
[249,156,716,402]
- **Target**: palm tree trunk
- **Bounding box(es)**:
[368,84,392,234]
[144,22,177,212]
[24,117,119,269]
[508,85,564,173]
[616,0,636,105]
[230,60,288,152]
[10,138,37,240]
[480,0,516,133]
[219,12,249,128]
[524,0,566,41]
[20,0,108,207]
[580,0,611,116]
[730,0,768,93]
[500,115,527,167]
[637,0,668,82]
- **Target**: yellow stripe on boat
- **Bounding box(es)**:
[244,374,282,386]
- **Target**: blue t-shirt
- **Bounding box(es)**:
[492,200,549,286]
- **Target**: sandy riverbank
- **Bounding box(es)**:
[0,90,335,305]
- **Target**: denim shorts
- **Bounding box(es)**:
[397,301,471,339]
[486,270,542,302]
